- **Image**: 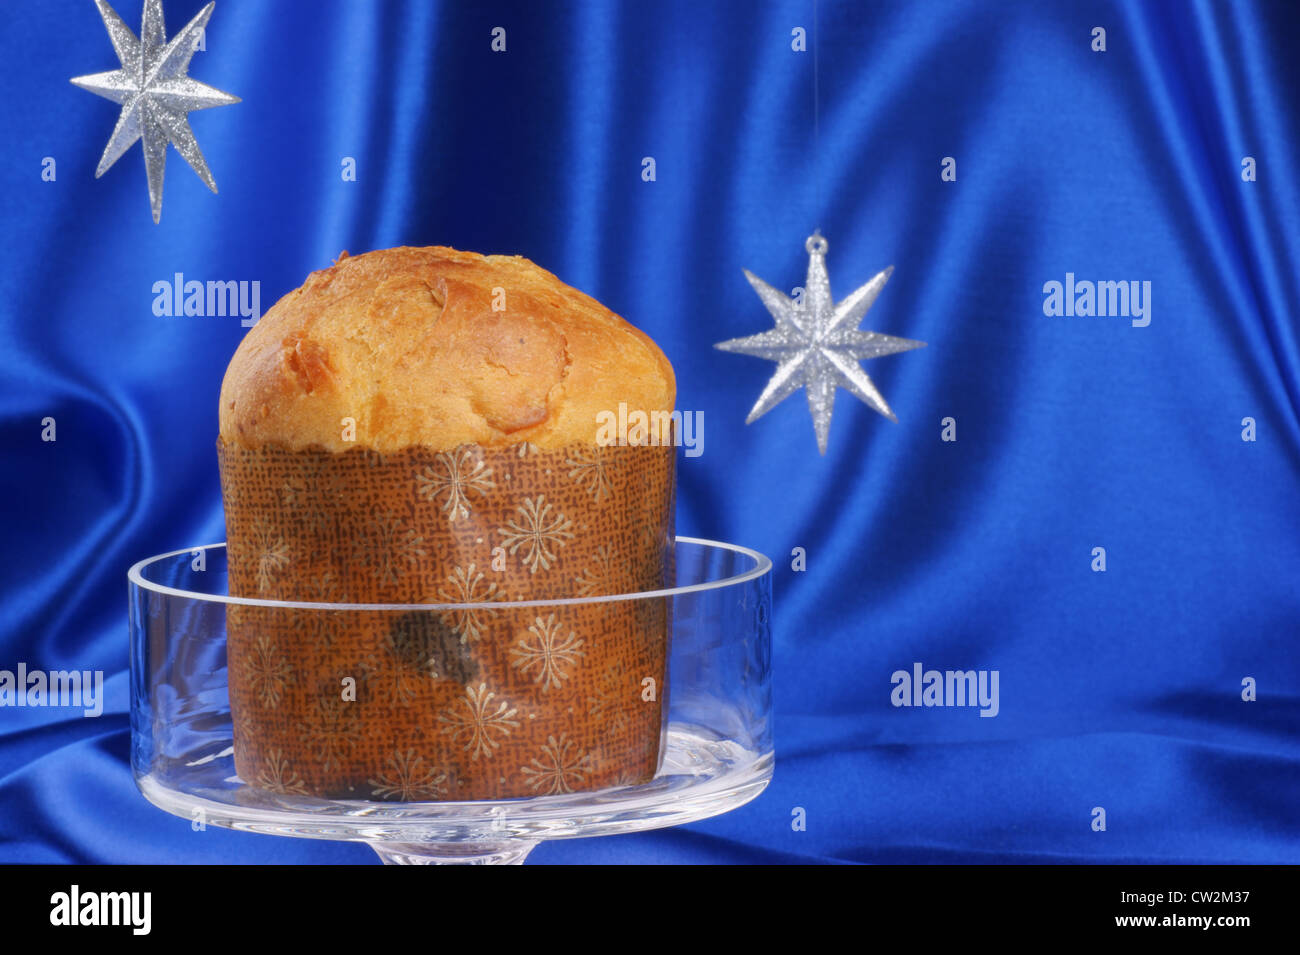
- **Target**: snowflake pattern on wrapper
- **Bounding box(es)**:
[417,448,496,521]
[437,563,501,643]
[253,520,290,593]
[497,496,575,573]
[218,439,674,800]
[257,748,310,795]
[520,733,593,794]
[574,544,620,596]
[243,634,292,708]
[438,682,523,761]
[355,511,426,585]
[368,748,450,801]
[509,613,585,691]
[566,445,612,503]
[298,690,362,774]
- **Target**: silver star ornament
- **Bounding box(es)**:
[716,233,926,455]
[70,0,239,223]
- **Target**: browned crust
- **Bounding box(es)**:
[219,246,676,452]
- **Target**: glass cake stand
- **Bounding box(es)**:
[128,537,773,864]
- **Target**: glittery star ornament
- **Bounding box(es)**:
[70,0,239,223]
[716,233,926,455]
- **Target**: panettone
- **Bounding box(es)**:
[217,246,677,800]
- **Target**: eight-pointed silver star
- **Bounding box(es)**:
[70,0,239,224]
[716,233,926,455]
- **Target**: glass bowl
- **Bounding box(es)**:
[128,536,773,864]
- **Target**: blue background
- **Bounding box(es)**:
[2,0,1298,863]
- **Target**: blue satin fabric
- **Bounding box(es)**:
[2,0,1298,863]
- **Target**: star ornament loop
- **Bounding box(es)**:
[70,0,240,224]
[715,233,926,455]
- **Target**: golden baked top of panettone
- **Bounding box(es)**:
[218,246,675,452]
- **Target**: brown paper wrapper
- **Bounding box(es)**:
[217,438,675,800]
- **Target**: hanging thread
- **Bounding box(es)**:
[812,0,821,233]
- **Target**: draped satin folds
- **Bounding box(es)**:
[1,1,1298,863]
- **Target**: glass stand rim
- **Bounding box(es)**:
[137,728,773,864]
